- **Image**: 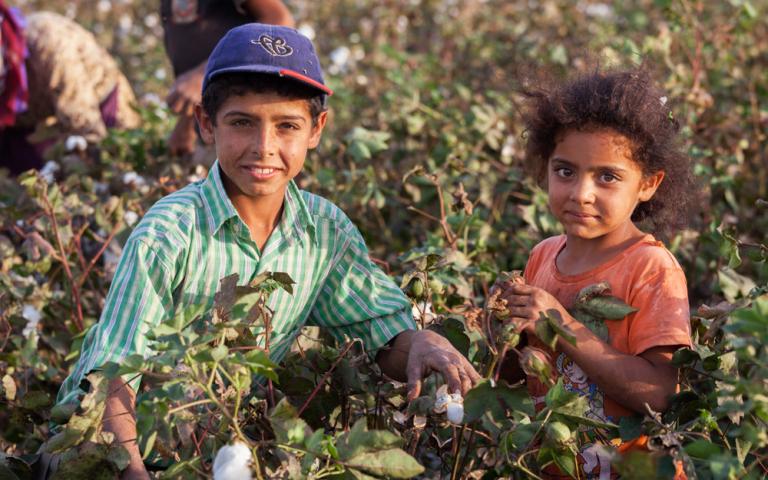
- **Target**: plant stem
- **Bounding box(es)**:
[168,399,214,415]
[450,424,467,480]
[298,339,359,416]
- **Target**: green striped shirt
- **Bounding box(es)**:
[57,162,415,406]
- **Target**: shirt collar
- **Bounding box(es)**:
[281,178,317,245]
[200,161,239,235]
[200,161,317,244]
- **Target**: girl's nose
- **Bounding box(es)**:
[569,179,596,204]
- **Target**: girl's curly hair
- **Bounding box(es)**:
[522,67,696,238]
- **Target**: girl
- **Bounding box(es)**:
[500,68,695,478]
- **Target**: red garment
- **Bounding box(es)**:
[0,1,29,128]
[523,234,692,479]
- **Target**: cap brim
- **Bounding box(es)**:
[204,65,333,96]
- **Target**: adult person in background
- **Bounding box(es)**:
[162,0,294,157]
[0,6,140,175]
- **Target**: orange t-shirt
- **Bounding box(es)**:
[523,234,691,478]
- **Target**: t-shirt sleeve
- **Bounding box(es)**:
[309,222,416,358]
[626,267,692,355]
[55,238,175,407]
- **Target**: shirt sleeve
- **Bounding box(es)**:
[627,267,692,355]
[55,238,175,407]
[309,224,416,358]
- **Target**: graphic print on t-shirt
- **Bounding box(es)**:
[556,353,614,479]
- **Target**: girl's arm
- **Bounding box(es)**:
[501,283,680,414]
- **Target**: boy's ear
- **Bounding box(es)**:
[194,104,215,145]
[639,170,665,202]
[307,111,328,149]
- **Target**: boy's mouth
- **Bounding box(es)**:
[241,165,282,180]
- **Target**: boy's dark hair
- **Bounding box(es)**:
[522,67,696,238]
[202,72,327,126]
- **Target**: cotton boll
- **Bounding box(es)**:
[123,211,139,227]
[213,442,253,480]
[433,384,450,413]
[65,135,87,152]
[22,304,42,338]
[39,161,60,184]
[446,401,464,425]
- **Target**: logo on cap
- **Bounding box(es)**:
[250,35,293,57]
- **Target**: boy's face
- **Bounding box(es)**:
[547,129,664,243]
[196,91,327,202]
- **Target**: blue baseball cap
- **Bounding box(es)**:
[202,23,333,96]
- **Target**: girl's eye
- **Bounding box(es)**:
[554,167,573,178]
[599,172,619,183]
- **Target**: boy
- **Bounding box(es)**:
[56,23,479,478]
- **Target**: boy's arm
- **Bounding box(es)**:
[502,283,683,413]
[104,379,150,480]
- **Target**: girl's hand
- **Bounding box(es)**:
[498,283,570,336]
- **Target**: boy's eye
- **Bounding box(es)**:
[231,119,251,127]
[278,122,300,130]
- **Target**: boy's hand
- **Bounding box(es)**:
[376,330,481,401]
[405,329,481,401]
[499,283,570,335]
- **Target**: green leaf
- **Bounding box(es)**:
[271,272,296,295]
[619,415,644,441]
[577,296,637,320]
[504,421,541,452]
[345,448,424,478]
[20,391,51,410]
[431,318,470,357]
[684,439,722,459]
[269,399,310,446]
[50,403,78,425]
[535,319,558,350]
[552,448,578,478]
[544,311,576,346]
[671,348,700,367]
[336,419,403,460]
[464,380,533,422]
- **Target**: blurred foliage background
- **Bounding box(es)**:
[1,0,767,478]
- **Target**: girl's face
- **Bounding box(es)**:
[547,129,664,244]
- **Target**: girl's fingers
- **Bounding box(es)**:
[507,307,533,319]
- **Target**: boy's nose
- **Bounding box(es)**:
[251,126,277,158]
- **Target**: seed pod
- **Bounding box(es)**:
[428,278,444,295]
[500,324,520,348]
[410,278,425,298]
[519,347,552,383]
[546,421,572,447]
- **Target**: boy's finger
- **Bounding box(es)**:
[407,378,422,402]
[439,363,463,396]
[406,360,424,401]
[460,360,482,394]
